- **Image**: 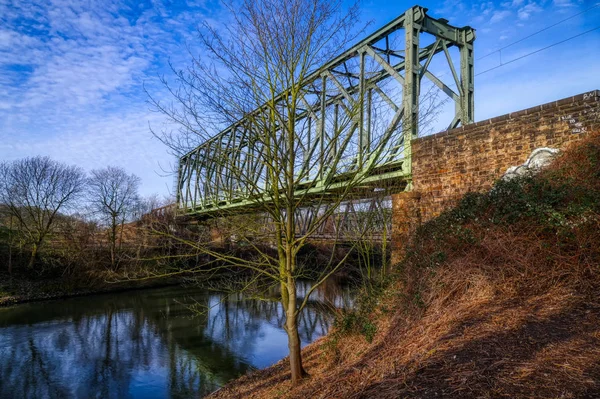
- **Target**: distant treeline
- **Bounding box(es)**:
[0,155,174,278]
[0,156,388,291]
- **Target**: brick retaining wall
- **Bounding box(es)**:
[391,89,600,263]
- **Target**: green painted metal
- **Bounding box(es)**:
[176,6,475,218]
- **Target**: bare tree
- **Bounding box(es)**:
[148,0,445,384]
[0,156,85,269]
[87,167,141,270]
[149,0,369,384]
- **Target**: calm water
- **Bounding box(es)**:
[0,280,353,399]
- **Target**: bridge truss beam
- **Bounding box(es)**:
[177,6,475,218]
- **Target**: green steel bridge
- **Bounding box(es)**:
[176,6,475,219]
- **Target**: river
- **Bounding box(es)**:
[0,279,354,398]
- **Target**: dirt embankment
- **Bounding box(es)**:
[209,133,600,399]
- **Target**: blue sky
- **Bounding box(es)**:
[1,0,599,197]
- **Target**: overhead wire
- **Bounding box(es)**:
[477,3,600,61]
[475,25,600,76]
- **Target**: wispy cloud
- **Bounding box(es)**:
[517,2,542,20]
[0,0,209,195]
[490,10,512,23]
[553,0,578,8]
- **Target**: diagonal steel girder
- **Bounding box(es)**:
[177,5,475,218]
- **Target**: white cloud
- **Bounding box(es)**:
[553,0,577,7]
[490,10,512,23]
[517,3,542,20]
[0,0,207,196]
[1,107,175,196]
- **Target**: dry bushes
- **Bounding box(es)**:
[404,132,600,308]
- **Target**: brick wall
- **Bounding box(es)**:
[391,89,600,261]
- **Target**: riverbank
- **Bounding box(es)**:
[0,259,357,307]
[208,133,600,398]
[0,243,361,308]
[0,272,185,307]
[209,288,600,399]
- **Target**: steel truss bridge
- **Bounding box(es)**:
[176,6,475,220]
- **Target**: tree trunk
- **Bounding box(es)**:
[8,245,12,274]
[8,216,13,274]
[28,242,38,269]
[286,308,306,384]
[110,245,115,270]
[110,215,117,270]
[118,218,125,252]
[285,271,307,384]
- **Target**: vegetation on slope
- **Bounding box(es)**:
[209,133,600,399]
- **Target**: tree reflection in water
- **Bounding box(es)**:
[0,279,353,398]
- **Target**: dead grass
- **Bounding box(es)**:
[208,133,600,399]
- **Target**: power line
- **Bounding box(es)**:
[476,25,600,76]
[477,3,600,61]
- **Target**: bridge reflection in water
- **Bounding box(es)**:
[0,280,353,399]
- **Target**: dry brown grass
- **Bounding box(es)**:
[208,133,600,399]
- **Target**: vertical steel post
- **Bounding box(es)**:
[366,87,372,153]
[193,150,200,208]
[358,49,367,166]
[176,159,184,212]
[184,156,192,209]
[319,76,326,180]
[332,102,339,162]
[305,116,311,169]
[214,143,221,203]
[402,6,422,176]
[459,29,475,125]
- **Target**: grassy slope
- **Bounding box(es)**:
[209,133,600,399]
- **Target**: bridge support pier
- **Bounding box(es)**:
[391,191,422,266]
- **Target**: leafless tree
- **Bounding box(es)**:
[0,156,85,269]
[147,0,443,384]
[148,0,368,384]
[87,167,141,270]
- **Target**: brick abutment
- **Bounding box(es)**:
[391,89,600,262]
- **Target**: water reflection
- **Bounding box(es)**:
[0,280,353,399]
